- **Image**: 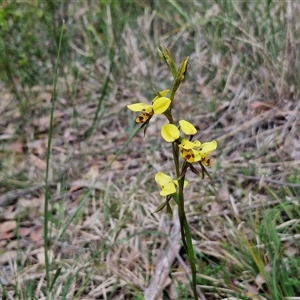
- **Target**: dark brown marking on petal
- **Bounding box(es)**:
[201,157,211,166]
[138,116,145,122]
[136,112,153,123]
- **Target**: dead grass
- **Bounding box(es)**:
[0,1,300,299]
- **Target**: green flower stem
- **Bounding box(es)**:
[164,111,174,125]
[172,143,188,251]
[179,177,198,300]
[166,77,178,117]
[168,82,178,116]
[170,85,177,104]
[172,144,198,300]
[172,143,180,178]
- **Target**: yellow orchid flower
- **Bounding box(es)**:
[159,117,217,165]
[179,140,217,165]
[127,90,171,123]
[198,140,218,166]
[155,172,188,196]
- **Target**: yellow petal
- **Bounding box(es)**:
[161,124,180,142]
[193,140,201,147]
[173,180,189,188]
[199,140,217,155]
[160,182,176,196]
[191,149,201,162]
[179,120,197,135]
[155,172,173,187]
[152,97,171,114]
[152,90,170,102]
[179,138,196,149]
[127,103,152,112]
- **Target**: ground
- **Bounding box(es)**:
[0,1,300,299]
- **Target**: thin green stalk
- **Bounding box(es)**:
[172,143,180,178]
[172,142,198,300]
[182,204,198,300]
[44,21,65,294]
[179,177,198,300]
[172,143,188,252]
[169,84,177,106]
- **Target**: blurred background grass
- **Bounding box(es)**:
[0,1,300,299]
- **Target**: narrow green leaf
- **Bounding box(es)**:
[50,267,62,290]
[153,201,168,213]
